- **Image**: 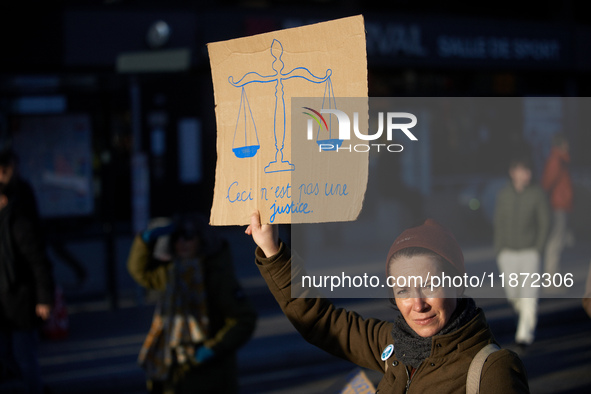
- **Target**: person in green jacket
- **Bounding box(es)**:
[246,211,529,393]
[494,155,550,351]
[128,213,257,394]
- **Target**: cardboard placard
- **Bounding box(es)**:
[207,15,368,225]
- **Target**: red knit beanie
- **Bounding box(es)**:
[386,219,465,275]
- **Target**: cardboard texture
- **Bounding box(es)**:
[207,15,368,225]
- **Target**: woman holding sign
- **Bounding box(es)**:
[246,212,529,393]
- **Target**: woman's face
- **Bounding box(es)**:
[389,254,458,338]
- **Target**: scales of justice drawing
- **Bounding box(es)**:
[229,38,341,173]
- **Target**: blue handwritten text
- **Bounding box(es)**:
[226,181,254,203]
[270,200,312,223]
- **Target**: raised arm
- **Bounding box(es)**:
[245,210,392,372]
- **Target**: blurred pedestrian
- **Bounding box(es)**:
[0,148,40,223]
[127,213,257,394]
[541,133,573,281]
[0,147,86,285]
[494,154,550,351]
[247,212,530,393]
[0,181,55,393]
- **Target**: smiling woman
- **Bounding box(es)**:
[389,252,459,338]
[385,221,467,342]
[246,214,530,393]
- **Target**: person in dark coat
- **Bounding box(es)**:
[0,147,87,285]
[0,148,41,224]
[0,180,54,393]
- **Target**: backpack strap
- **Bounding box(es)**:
[466,343,501,394]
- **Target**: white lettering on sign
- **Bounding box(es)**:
[437,35,560,61]
[513,39,560,60]
[365,22,428,57]
[487,37,511,59]
[438,36,487,58]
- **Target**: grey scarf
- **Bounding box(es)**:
[391,297,479,368]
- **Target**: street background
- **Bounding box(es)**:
[2,2,591,393]
[39,222,591,394]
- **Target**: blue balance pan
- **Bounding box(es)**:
[316,139,344,151]
[233,145,260,158]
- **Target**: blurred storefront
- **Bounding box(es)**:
[1,4,590,303]
[2,7,590,220]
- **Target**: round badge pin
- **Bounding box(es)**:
[381,344,394,361]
